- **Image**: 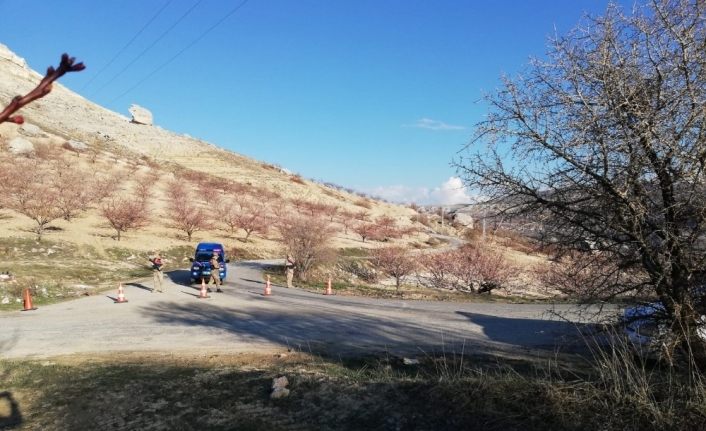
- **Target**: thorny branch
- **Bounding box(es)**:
[0,53,85,124]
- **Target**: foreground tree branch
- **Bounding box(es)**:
[455,0,706,360]
[0,53,85,124]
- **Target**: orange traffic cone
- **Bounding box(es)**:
[198,278,210,299]
[21,288,37,311]
[115,283,128,303]
[324,277,333,295]
[264,275,272,296]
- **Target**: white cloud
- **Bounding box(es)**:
[368,184,431,204]
[367,176,473,205]
[403,117,466,131]
[429,177,473,205]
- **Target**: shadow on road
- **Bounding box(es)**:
[140,302,478,357]
[139,302,588,357]
[167,269,193,287]
[126,282,152,292]
[456,311,593,352]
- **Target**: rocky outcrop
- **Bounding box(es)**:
[128,104,153,125]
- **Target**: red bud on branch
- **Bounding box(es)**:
[0,53,85,124]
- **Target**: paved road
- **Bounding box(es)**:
[0,261,605,359]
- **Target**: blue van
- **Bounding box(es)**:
[189,242,229,283]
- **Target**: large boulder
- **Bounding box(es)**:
[128,104,153,125]
[8,136,34,154]
[453,212,474,228]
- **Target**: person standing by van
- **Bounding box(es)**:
[149,252,165,293]
[209,251,223,292]
[285,254,296,288]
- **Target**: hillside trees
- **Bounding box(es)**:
[417,245,512,293]
[454,0,706,353]
[166,184,211,242]
[1,158,62,241]
[277,215,336,282]
[53,160,100,221]
[220,195,270,241]
[101,197,149,241]
[372,246,417,291]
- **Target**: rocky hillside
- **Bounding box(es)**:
[0,44,424,258]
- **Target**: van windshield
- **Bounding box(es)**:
[195,252,223,262]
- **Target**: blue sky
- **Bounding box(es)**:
[1,0,624,204]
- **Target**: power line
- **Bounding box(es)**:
[108,0,250,104]
[80,0,174,91]
[91,0,204,98]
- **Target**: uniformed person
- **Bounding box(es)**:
[209,251,223,292]
[149,252,165,293]
[285,254,296,288]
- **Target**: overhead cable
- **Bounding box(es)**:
[80,0,175,91]
[91,0,204,97]
[109,0,250,104]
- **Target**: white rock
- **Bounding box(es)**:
[272,376,289,390]
[403,358,420,365]
[8,137,34,154]
[270,388,290,399]
[19,123,44,137]
[453,213,474,228]
[66,139,88,151]
[1,297,9,304]
[0,274,11,281]
[129,104,153,125]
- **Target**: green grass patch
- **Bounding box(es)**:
[338,247,370,258]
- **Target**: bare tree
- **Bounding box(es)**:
[101,197,149,241]
[418,251,457,290]
[53,161,96,221]
[454,0,706,354]
[16,187,62,242]
[1,158,62,241]
[371,246,417,291]
[277,215,336,282]
[449,245,511,294]
[353,222,380,243]
[229,196,271,241]
[321,204,339,222]
[374,215,402,240]
[337,210,356,234]
[166,184,211,242]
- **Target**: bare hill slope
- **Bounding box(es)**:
[0,44,423,257]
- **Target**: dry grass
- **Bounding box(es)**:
[2,343,705,431]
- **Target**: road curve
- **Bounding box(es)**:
[0,260,602,359]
